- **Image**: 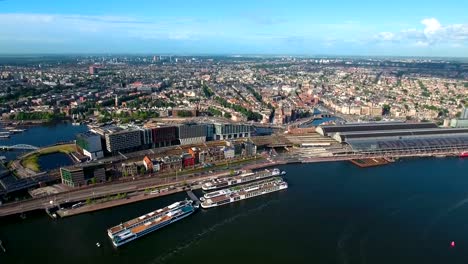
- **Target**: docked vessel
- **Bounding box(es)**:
[107,200,196,247]
[200,177,288,209]
[460,151,468,158]
[8,129,25,133]
[201,168,283,191]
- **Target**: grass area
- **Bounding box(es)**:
[20,143,76,172]
[22,155,40,172]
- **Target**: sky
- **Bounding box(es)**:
[0,0,467,57]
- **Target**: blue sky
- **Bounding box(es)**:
[0,0,467,56]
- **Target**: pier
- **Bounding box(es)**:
[350,158,390,168]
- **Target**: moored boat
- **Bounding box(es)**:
[201,177,288,209]
[107,199,196,247]
[201,168,283,191]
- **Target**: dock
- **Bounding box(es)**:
[186,190,200,207]
[350,158,389,168]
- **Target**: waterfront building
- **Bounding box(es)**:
[177,124,207,145]
[104,127,141,154]
[243,141,257,156]
[213,123,251,140]
[159,156,182,172]
[60,164,106,187]
[223,147,235,159]
[121,161,145,176]
[188,147,201,164]
[150,126,178,148]
[139,128,153,148]
[181,153,195,168]
[142,156,160,172]
[205,124,214,141]
[93,126,142,154]
[75,132,104,160]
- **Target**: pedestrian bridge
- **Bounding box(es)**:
[0,144,39,150]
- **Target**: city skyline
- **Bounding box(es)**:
[0,0,467,57]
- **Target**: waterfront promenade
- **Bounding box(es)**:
[0,147,465,218]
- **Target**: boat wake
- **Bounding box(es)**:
[149,200,279,264]
[337,223,356,264]
[422,194,468,239]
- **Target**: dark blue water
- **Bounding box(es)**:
[0,122,88,161]
[37,152,73,171]
[1,158,468,264]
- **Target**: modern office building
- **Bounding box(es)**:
[139,127,153,148]
[60,164,106,187]
[177,124,207,145]
[205,124,214,141]
[213,123,251,140]
[92,126,142,154]
[151,126,178,148]
[75,132,104,160]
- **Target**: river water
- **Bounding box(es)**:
[0,157,467,264]
[0,122,88,161]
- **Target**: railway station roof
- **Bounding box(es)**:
[316,122,438,136]
[345,134,468,152]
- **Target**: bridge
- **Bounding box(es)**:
[0,144,39,151]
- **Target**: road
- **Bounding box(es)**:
[0,167,235,217]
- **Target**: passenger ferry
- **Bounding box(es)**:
[107,200,196,247]
[200,177,288,209]
[201,168,284,191]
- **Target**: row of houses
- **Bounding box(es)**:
[120,142,257,177]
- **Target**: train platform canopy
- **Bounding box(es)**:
[316,121,438,137]
[333,128,468,143]
[346,134,468,152]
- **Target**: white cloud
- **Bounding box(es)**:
[421,18,442,37]
[414,41,429,47]
[375,32,395,41]
[374,18,468,47]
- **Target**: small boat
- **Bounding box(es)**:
[460,152,468,158]
[96,242,101,247]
